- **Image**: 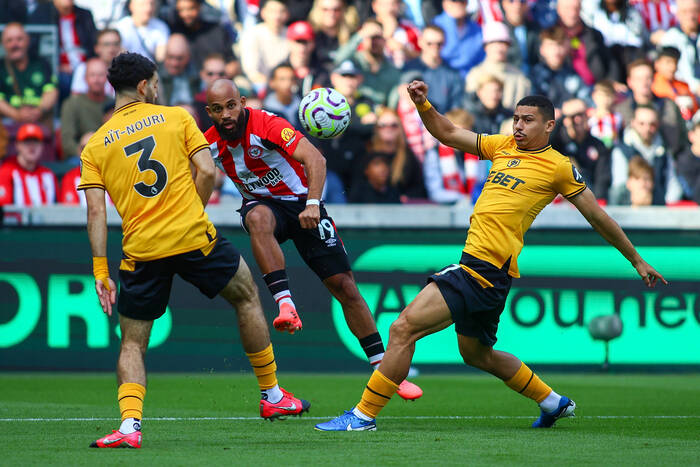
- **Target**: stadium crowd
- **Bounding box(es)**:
[2,0,700,208]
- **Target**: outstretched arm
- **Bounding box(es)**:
[407,80,479,155]
[569,187,668,287]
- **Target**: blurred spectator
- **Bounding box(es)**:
[611,105,683,204]
[552,98,612,200]
[193,53,228,130]
[623,155,655,206]
[308,0,360,67]
[317,60,377,202]
[60,58,110,162]
[71,28,121,97]
[660,0,700,96]
[73,0,128,29]
[466,21,532,110]
[0,125,8,160]
[588,80,623,148]
[239,0,289,93]
[631,0,677,45]
[262,64,302,127]
[363,107,426,200]
[29,0,98,100]
[335,19,401,107]
[677,120,700,202]
[285,0,315,23]
[407,28,458,108]
[402,0,442,28]
[404,25,463,113]
[285,21,329,96]
[168,0,239,76]
[157,34,198,105]
[59,131,93,204]
[0,124,57,206]
[433,0,485,77]
[371,0,421,68]
[465,75,511,134]
[115,0,170,62]
[418,105,470,204]
[652,45,699,121]
[557,0,621,85]
[581,0,648,76]
[0,0,28,23]
[530,26,590,111]
[0,23,58,126]
[348,153,402,203]
[617,58,687,156]
[500,0,540,74]
[442,107,491,202]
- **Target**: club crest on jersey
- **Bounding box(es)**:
[281,128,295,142]
[507,159,521,168]
[248,145,264,159]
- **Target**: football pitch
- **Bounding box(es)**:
[1,372,699,466]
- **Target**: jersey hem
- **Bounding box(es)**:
[77,183,105,191]
[564,185,587,199]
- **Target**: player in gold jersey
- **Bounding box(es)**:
[80,53,309,449]
[316,81,668,432]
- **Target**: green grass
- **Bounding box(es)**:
[1,373,699,466]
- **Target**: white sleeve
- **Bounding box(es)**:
[70,63,87,94]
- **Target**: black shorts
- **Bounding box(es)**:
[428,252,512,347]
[239,198,350,280]
[118,236,241,321]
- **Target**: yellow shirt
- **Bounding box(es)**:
[78,101,215,262]
[465,134,587,278]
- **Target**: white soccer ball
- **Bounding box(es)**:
[298,87,351,139]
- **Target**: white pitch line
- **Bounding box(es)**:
[0,415,699,422]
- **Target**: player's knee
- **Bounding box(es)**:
[459,345,492,370]
[120,338,147,355]
[326,273,359,302]
[244,208,274,234]
[389,315,415,344]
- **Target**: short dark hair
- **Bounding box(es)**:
[516,95,555,121]
[108,52,157,93]
[657,46,681,62]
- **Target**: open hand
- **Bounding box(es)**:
[634,261,668,288]
[95,278,117,316]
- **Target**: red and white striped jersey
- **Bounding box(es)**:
[587,108,622,148]
[0,157,57,206]
[60,165,113,206]
[58,13,86,71]
[204,108,308,200]
[630,0,677,32]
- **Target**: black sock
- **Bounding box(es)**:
[359,332,385,367]
[263,270,290,297]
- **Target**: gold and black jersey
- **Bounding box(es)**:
[464,134,587,278]
[79,101,215,261]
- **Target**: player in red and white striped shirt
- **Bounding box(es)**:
[204,79,422,400]
[631,0,677,43]
[0,124,56,207]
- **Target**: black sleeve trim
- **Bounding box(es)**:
[77,184,105,191]
[564,185,587,199]
[188,144,210,159]
[476,134,483,160]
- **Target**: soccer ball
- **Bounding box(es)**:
[298,87,351,139]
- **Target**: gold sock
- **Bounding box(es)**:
[246,344,278,390]
[504,362,552,403]
[118,383,146,420]
[356,370,399,419]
